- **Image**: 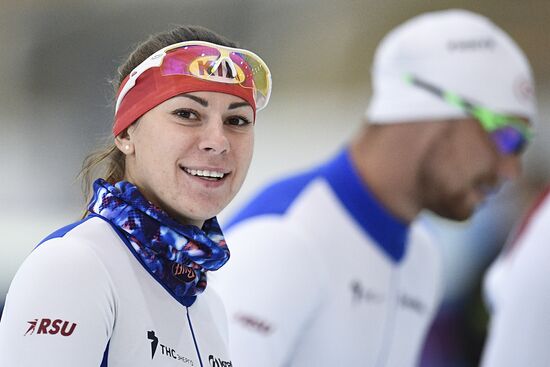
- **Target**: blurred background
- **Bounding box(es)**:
[0,1,549,366]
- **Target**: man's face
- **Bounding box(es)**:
[418,117,524,221]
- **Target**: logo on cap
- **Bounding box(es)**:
[514,76,535,105]
[447,38,495,51]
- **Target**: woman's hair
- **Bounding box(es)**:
[79,25,237,213]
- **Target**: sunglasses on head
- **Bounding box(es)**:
[405,74,532,155]
[115,41,272,113]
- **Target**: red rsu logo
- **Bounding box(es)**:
[25,318,77,336]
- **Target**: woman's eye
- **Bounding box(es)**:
[172,109,199,120]
[226,116,253,127]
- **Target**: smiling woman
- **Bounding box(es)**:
[0,25,271,367]
[122,92,255,227]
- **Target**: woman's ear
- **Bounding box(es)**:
[114,125,136,155]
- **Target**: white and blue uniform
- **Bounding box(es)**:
[0,215,232,367]
[212,149,442,367]
[481,187,550,367]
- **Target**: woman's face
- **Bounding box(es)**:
[118,91,255,227]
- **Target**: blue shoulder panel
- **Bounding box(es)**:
[36,216,94,248]
[319,149,408,262]
[225,169,320,229]
[226,148,409,263]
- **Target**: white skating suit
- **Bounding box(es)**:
[211,148,443,367]
[482,187,550,367]
[0,215,232,367]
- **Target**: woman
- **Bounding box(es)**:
[0,25,271,366]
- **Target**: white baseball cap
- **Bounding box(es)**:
[366,9,537,124]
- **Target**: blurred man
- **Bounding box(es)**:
[481,187,550,367]
[213,9,537,367]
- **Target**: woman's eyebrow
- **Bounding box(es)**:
[178,94,249,110]
[180,94,208,107]
[228,102,250,110]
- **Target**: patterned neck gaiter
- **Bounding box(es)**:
[88,179,230,306]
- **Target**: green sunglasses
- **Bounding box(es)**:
[404,74,532,154]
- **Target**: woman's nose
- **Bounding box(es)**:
[198,120,230,154]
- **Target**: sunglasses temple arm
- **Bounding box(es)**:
[404,74,533,141]
[406,75,446,99]
[115,80,135,113]
[114,54,166,113]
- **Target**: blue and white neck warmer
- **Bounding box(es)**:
[88,179,230,306]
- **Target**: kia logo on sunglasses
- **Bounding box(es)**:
[189,56,245,84]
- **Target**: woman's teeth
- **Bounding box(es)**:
[184,168,225,179]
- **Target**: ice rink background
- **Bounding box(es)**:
[1,1,549,366]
